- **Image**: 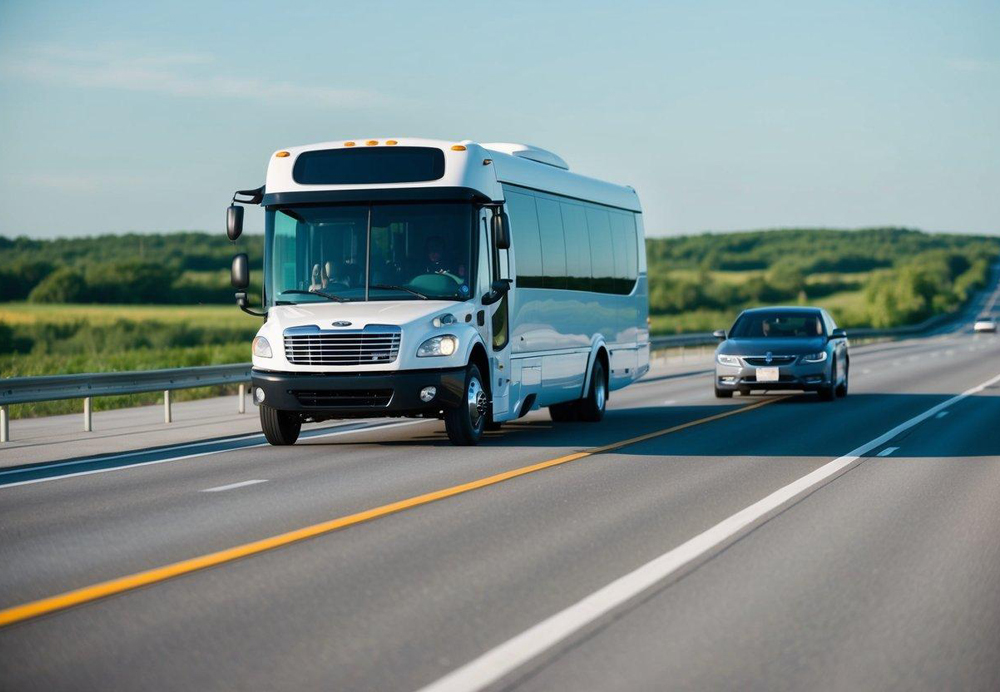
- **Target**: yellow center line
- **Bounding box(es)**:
[0,395,787,628]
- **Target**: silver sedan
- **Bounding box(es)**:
[713,306,849,400]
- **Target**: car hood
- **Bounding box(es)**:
[717,337,827,356]
[266,300,472,332]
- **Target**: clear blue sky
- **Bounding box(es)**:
[1,0,997,238]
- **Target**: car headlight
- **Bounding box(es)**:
[800,351,828,363]
[252,336,272,358]
[716,354,741,367]
[417,335,458,357]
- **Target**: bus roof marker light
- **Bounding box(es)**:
[344,141,356,147]
[275,151,290,158]
[451,145,467,151]
[385,139,398,145]
[366,140,379,146]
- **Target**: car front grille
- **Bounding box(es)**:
[743,355,798,366]
[292,389,394,408]
[284,327,401,366]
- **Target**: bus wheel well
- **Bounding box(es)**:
[468,343,491,395]
[593,346,610,390]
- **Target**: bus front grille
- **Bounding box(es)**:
[292,389,394,408]
[284,332,401,366]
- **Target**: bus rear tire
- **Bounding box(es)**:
[260,405,301,445]
[578,358,607,422]
[444,364,487,445]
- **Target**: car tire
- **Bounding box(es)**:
[549,402,580,422]
[836,361,849,398]
[715,386,734,398]
[578,358,608,422]
[260,405,302,445]
[444,364,488,445]
[819,363,837,401]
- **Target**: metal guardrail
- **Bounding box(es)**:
[0,364,252,442]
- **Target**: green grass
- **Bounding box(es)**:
[1,302,258,418]
[0,302,255,328]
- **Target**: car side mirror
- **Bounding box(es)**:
[227,205,244,241]
[482,279,511,306]
[830,328,847,340]
[713,329,727,340]
[492,209,511,250]
[231,253,249,289]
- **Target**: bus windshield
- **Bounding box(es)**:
[265,203,475,304]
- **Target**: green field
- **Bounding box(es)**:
[0,303,259,418]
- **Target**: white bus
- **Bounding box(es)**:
[226,138,649,445]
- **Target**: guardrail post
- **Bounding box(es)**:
[164,390,172,424]
[1,405,8,443]
[84,397,92,432]
[238,384,246,414]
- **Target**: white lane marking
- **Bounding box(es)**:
[201,479,267,493]
[945,350,955,356]
[936,411,950,419]
[876,447,898,457]
[416,370,1000,692]
[0,420,428,490]
[862,369,871,375]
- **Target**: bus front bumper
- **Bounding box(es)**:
[251,367,467,418]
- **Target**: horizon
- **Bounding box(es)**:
[1,1,998,239]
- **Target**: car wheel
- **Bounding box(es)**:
[819,362,837,401]
[578,358,607,422]
[715,386,734,398]
[836,361,849,398]
[260,405,301,445]
[444,363,488,445]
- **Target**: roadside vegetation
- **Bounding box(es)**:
[1,228,996,417]
[646,228,998,333]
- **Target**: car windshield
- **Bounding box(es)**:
[265,203,474,304]
[729,312,825,338]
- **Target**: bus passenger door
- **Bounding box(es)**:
[478,211,511,419]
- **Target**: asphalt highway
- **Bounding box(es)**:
[1,315,999,690]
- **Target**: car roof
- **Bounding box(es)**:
[740,306,823,315]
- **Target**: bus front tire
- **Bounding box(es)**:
[549,402,580,422]
[444,364,487,445]
[260,405,301,445]
[578,358,607,422]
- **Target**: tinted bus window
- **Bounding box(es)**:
[293,147,445,184]
[586,207,615,293]
[611,212,638,294]
[560,202,591,291]
[505,191,543,288]
[535,197,568,289]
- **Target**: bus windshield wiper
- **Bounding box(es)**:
[278,289,347,303]
[369,284,431,300]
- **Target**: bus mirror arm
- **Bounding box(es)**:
[234,291,267,317]
[482,279,511,306]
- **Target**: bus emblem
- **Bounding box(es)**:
[332,321,352,327]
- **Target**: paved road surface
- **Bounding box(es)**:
[1,314,998,690]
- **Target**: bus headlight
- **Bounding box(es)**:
[253,336,273,358]
[417,335,458,357]
[716,354,741,367]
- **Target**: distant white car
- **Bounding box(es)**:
[974,317,997,333]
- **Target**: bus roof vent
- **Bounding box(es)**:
[482,143,569,170]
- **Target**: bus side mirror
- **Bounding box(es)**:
[492,209,511,250]
[227,205,244,241]
[231,253,249,289]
